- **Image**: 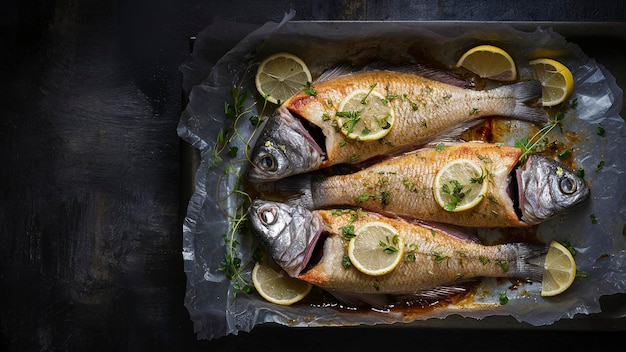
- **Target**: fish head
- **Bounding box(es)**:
[247,106,325,182]
[248,199,323,277]
[517,154,590,225]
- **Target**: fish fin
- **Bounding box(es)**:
[402,217,482,244]
[502,242,549,282]
[491,80,547,123]
[273,173,317,209]
[325,289,392,310]
[314,64,355,83]
[315,61,471,89]
[394,286,470,303]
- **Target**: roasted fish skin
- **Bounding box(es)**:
[265,142,590,227]
[248,200,546,297]
[247,67,547,182]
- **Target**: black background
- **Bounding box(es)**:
[2,1,625,351]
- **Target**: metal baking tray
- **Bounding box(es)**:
[179,21,626,335]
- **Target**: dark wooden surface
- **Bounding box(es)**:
[2,1,625,351]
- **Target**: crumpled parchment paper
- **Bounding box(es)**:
[177,11,626,340]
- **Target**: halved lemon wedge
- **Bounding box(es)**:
[336,88,395,141]
[433,159,488,212]
[252,261,312,305]
[348,221,404,276]
[255,52,312,105]
[456,44,517,81]
[529,58,574,107]
[541,240,577,297]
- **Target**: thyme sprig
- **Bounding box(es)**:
[515,99,578,163]
[212,55,270,299]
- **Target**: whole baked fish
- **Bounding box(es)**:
[247,67,547,182]
[259,142,590,227]
[248,199,547,305]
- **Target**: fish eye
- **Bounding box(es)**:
[559,177,577,194]
[260,207,278,225]
[259,154,277,172]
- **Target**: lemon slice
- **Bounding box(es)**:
[529,58,574,107]
[348,222,404,276]
[456,44,517,81]
[252,261,312,305]
[255,52,312,105]
[541,240,577,297]
[433,159,488,212]
[336,88,395,141]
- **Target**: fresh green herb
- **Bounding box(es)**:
[214,50,274,299]
[337,111,361,134]
[322,113,331,121]
[559,240,577,256]
[595,158,605,172]
[515,99,577,163]
[227,146,238,158]
[577,271,589,278]
[495,259,509,272]
[435,142,445,152]
[575,168,585,178]
[499,292,509,305]
[380,190,391,207]
[356,192,371,204]
[304,81,317,96]
[590,213,598,224]
[557,149,571,159]
[488,194,499,204]
[379,235,400,254]
[342,255,352,268]
[431,251,446,263]
[404,253,416,262]
[478,155,491,163]
[341,225,356,240]
[339,141,347,147]
[361,83,377,104]
[597,123,606,137]
[470,168,487,184]
[442,180,471,211]
[470,107,479,115]
[479,256,490,265]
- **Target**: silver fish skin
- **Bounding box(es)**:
[248,199,324,277]
[517,154,590,225]
[247,66,547,183]
[248,200,547,298]
[248,107,325,183]
[261,142,590,227]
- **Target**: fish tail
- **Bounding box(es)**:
[501,242,549,282]
[493,80,547,123]
[274,173,317,209]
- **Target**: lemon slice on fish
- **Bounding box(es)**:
[255,52,312,105]
[252,261,312,305]
[541,241,577,297]
[456,45,517,81]
[336,88,395,141]
[348,222,404,276]
[433,159,488,212]
[529,58,574,107]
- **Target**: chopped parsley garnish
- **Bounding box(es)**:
[379,235,400,254]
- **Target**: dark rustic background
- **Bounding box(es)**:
[2,1,625,351]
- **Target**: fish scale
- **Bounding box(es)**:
[248,200,547,301]
[308,142,523,227]
[247,67,546,183]
[268,142,590,228]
